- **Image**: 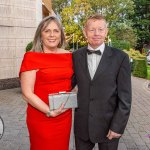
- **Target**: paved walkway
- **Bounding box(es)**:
[0,77,150,150]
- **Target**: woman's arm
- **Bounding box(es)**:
[20,70,67,117]
[20,70,50,114]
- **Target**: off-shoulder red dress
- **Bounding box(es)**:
[19,52,73,150]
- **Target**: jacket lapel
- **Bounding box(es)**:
[92,46,113,81]
[78,47,91,80]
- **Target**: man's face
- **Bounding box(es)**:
[83,19,108,49]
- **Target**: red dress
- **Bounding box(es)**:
[19,52,73,150]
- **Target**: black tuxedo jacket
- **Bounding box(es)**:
[72,45,132,143]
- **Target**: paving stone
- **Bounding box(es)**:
[136,145,149,150]
[19,144,30,150]
[118,142,127,150]
[127,148,139,150]
[125,142,138,149]
[127,127,138,134]
[134,137,146,146]
[147,144,150,149]
[122,134,134,143]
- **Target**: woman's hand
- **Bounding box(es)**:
[49,103,69,117]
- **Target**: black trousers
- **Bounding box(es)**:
[75,136,119,150]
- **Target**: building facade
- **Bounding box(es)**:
[0,0,52,88]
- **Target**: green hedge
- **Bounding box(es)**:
[25,41,33,52]
[123,49,144,58]
[111,40,130,50]
[132,58,147,78]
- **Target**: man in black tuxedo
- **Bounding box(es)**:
[72,14,132,150]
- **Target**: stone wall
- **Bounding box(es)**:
[0,0,42,80]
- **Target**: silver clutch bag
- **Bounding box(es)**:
[48,92,78,110]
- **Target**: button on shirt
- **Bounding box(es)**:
[87,43,105,79]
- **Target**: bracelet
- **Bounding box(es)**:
[46,111,52,117]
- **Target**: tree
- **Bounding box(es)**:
[61,0,94,49]
[52,0,69,14]
[131,0,150,50]
[89,0,134,27]
[52,0,136,49]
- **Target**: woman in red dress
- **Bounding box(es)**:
[19,16,73,150]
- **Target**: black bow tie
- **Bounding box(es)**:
[87,49,101,55]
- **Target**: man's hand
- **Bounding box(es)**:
[106,130,121,140]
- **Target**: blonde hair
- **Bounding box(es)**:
[32,16,65,52]
[84,14,108,28]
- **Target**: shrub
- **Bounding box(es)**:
[112,40,130,50]
[132,58,147,78]
[123,48,145,59]
[25,41,33,52]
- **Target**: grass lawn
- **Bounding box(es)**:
[147,65,150,80]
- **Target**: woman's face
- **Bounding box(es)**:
[41,21,61,51]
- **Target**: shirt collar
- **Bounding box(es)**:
[87,43,105,55]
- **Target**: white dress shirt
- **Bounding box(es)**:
[87,43,105,79]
